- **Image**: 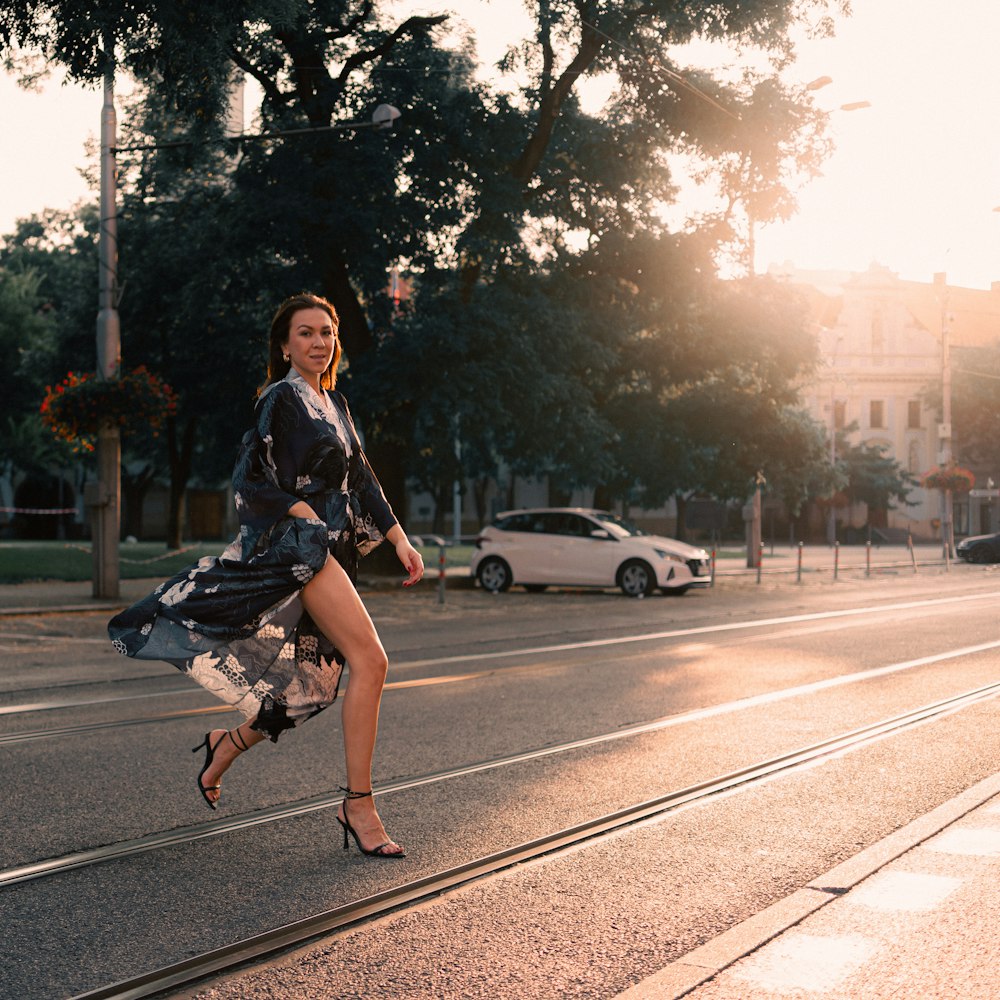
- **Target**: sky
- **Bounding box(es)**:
[1,0,999,289]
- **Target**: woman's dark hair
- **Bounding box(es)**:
[260,292,341,394]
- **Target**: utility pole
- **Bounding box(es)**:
[745,470,765,568]
[91,40,121,598]
[939,278,954,561]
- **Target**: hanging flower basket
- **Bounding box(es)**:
[920,463,975,493]
[40,366,178,453]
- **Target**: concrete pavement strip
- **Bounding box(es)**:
[614,769,1000,998]
[0,544,965,615]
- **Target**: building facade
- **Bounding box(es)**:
[782,263,1000,540]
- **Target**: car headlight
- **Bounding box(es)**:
[653,548,685,562]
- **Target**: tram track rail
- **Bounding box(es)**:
[8,628,1000,888]
[61,678,1000,999]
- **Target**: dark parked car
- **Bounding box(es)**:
[957,532,1000,563]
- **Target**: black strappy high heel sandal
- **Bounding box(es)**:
[192,728,249,810]
[336,787,406,858]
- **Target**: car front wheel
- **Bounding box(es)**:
[617,559,655,597]
[969,544,996,564]
[476,556,513,593]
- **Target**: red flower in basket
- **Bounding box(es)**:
[920,464,976,493]
[40,366,179,453]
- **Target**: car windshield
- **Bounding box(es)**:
[591,511,646,538]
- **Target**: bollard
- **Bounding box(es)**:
[438,542,447,605]
[908,532,917,573]
[866,540,871,577]
[834,540,840,581]
[756,543,763,584]
[710,548,716,588]
[796,541,803,584]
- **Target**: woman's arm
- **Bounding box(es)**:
[233,386,305,530]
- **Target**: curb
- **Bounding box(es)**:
[0,572,477,616]
[0,603,124,617]
[614,769,1000,999]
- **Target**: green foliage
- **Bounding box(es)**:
[0,0,846,534]
[937,344,1000,474]
[836,428,915,511]
[0,265,59,420]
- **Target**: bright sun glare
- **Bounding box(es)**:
[1,0,999,288]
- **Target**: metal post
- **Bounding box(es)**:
[907,532,917,573]
[438,542,446,605]
[940,283,954,562]
[797,541,803,584]
[756,544,762,584]
[833,540,840,580]
[865,540,871,577]
[710,548,716,588]
[93,47,121,599]
[452,417,462,543]
[746,472,763,568]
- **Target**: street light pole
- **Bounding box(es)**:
[826,332,843,546]
[92,42,121,598]
[940,287,954,560]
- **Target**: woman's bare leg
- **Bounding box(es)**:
[300,556,402,855]
[199,720,266,807]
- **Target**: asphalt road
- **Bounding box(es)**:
[3,566,1000,998]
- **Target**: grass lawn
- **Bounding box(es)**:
[0,540,474,583]
[0,540,223,583]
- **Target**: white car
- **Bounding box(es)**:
[470,507,713,597]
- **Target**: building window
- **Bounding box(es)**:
[870,400,886,429]
[833,400,846,429]
[908,440,921,473]
[907,400,921,429]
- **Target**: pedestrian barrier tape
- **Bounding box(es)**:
[62,542,206,564]
[0,507,78,515]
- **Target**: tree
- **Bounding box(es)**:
[832,425,915,530]
[937,344,1000,475]
[1,1,844,544]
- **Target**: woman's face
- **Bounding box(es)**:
[283,307,337,380]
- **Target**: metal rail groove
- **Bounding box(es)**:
[6,672,1000,888]
[68,679,1000,1000]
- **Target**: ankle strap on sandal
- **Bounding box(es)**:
[228,728,251,753]
[339,786,373,800]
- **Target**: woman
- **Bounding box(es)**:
[109,292,422,859]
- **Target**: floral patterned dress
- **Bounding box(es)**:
[108,370,398,741]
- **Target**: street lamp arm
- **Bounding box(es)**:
[114,112,398,153]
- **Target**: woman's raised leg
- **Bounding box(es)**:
[300,556,403,856]
[196,719,266,808]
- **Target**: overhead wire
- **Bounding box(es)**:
[579,17,742,122]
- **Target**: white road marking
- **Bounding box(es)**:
[395,590,1000,669]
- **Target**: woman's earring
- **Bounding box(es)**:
[282,353,289,362]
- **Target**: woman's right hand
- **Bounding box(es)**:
[287,501,320,520]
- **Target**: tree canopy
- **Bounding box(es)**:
[0,0,851,542]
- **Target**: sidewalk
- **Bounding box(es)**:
[0,543,974,614]
[617,770,1000,999]
[713,542,954,579]
[0,566,474,614]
